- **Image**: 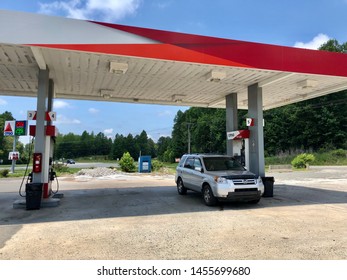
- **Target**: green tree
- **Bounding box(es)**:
[79,130,94,157]
[157,136,172,161]
[119,152,136,172]
[135,130,150,156]
[111,133,126,160]
[94,132,112,156]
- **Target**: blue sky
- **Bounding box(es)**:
[1,0,347,143]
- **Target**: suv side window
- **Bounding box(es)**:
[178,155,188,167]
[184,157,195,169]
[193,158,202,169]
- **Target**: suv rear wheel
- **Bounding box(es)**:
[203,185,218,206]
[177,178,187,195]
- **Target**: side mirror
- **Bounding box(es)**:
[195,166,203,172]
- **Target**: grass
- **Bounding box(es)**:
[0,164,82,179]
[265,149,347,166]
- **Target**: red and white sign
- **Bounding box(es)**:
[227,130,250,140]
[8,152,20,160]
[246,118,255,126]
[3,121,15,136]
[27,111,36,120]
[46,112,56,121]
[27,111,56,121]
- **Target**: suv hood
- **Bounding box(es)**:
[205,170,257,179]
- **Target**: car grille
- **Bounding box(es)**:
[234,188,258,192]
[232,179,257,185]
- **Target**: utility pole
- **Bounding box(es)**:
[10,135,17,173]
[187,123,192,154]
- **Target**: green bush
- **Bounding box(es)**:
[291,153,315,169]
[0,169,10,178]
[119,152,136,173]
[151,159,164,171]
[331,149,346,158]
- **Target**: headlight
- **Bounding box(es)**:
[214,176,228,184]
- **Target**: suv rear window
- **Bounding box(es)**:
[203,157,245,171]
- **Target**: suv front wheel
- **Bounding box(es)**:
[203,185,218,206]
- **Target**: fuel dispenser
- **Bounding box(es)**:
[227,129,250,170]
[25,123,59,210]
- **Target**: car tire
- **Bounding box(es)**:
[203,185,218,206]
[177,178,187,195]
[249,198,260,204]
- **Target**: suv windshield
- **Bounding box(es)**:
[203,157,245,172]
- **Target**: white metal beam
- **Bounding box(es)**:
[31,47,47,70]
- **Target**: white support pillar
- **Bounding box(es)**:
[32,69,49,185]
[47,79,55,184]
[226,93,238,156]
[247,83,265,177]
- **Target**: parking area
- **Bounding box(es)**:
[0,166,346,260]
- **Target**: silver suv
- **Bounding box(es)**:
[175,154,264,206]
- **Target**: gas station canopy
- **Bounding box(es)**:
[1,9,347,110]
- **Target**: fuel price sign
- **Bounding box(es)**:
[14,120,28,136]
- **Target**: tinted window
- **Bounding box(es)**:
[194,158,202,169]
[184,157,195,169]
[203,157,245,171]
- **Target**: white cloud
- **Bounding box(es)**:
[0,98,8,106]
[294,33,330,50]
[88,107,99,114]
[39,0,142,21]
[103,128,113,135]
[56,114,81,124]
[53,100,71,109]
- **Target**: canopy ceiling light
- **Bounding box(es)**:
[100,89,113,99]
[206,70,226,82]
[109,61,128,74]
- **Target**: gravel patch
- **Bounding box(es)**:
[76,167,118,177]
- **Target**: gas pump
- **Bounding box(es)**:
[29,122,58,200]
[227,129,250,170]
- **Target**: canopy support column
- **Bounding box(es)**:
[226,93,238,156]
[32,69,55,199]
[32,69,49,185]
[248,83,265,177]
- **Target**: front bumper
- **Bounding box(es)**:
[219,190,262,202]
[214,181,264,202]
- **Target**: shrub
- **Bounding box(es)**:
[291,153,315,169]
[331,149,346,158]
[119,152,136,173]
[151,159,164,171]
[0,169,10,178]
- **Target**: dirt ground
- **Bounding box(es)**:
[0,166,346,260]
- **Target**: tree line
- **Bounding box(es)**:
[54,130,157,161]
[1,39,346,164]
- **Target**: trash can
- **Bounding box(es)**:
[25,183,43,210]
[262,177,275,197]
[138,156,151,173]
